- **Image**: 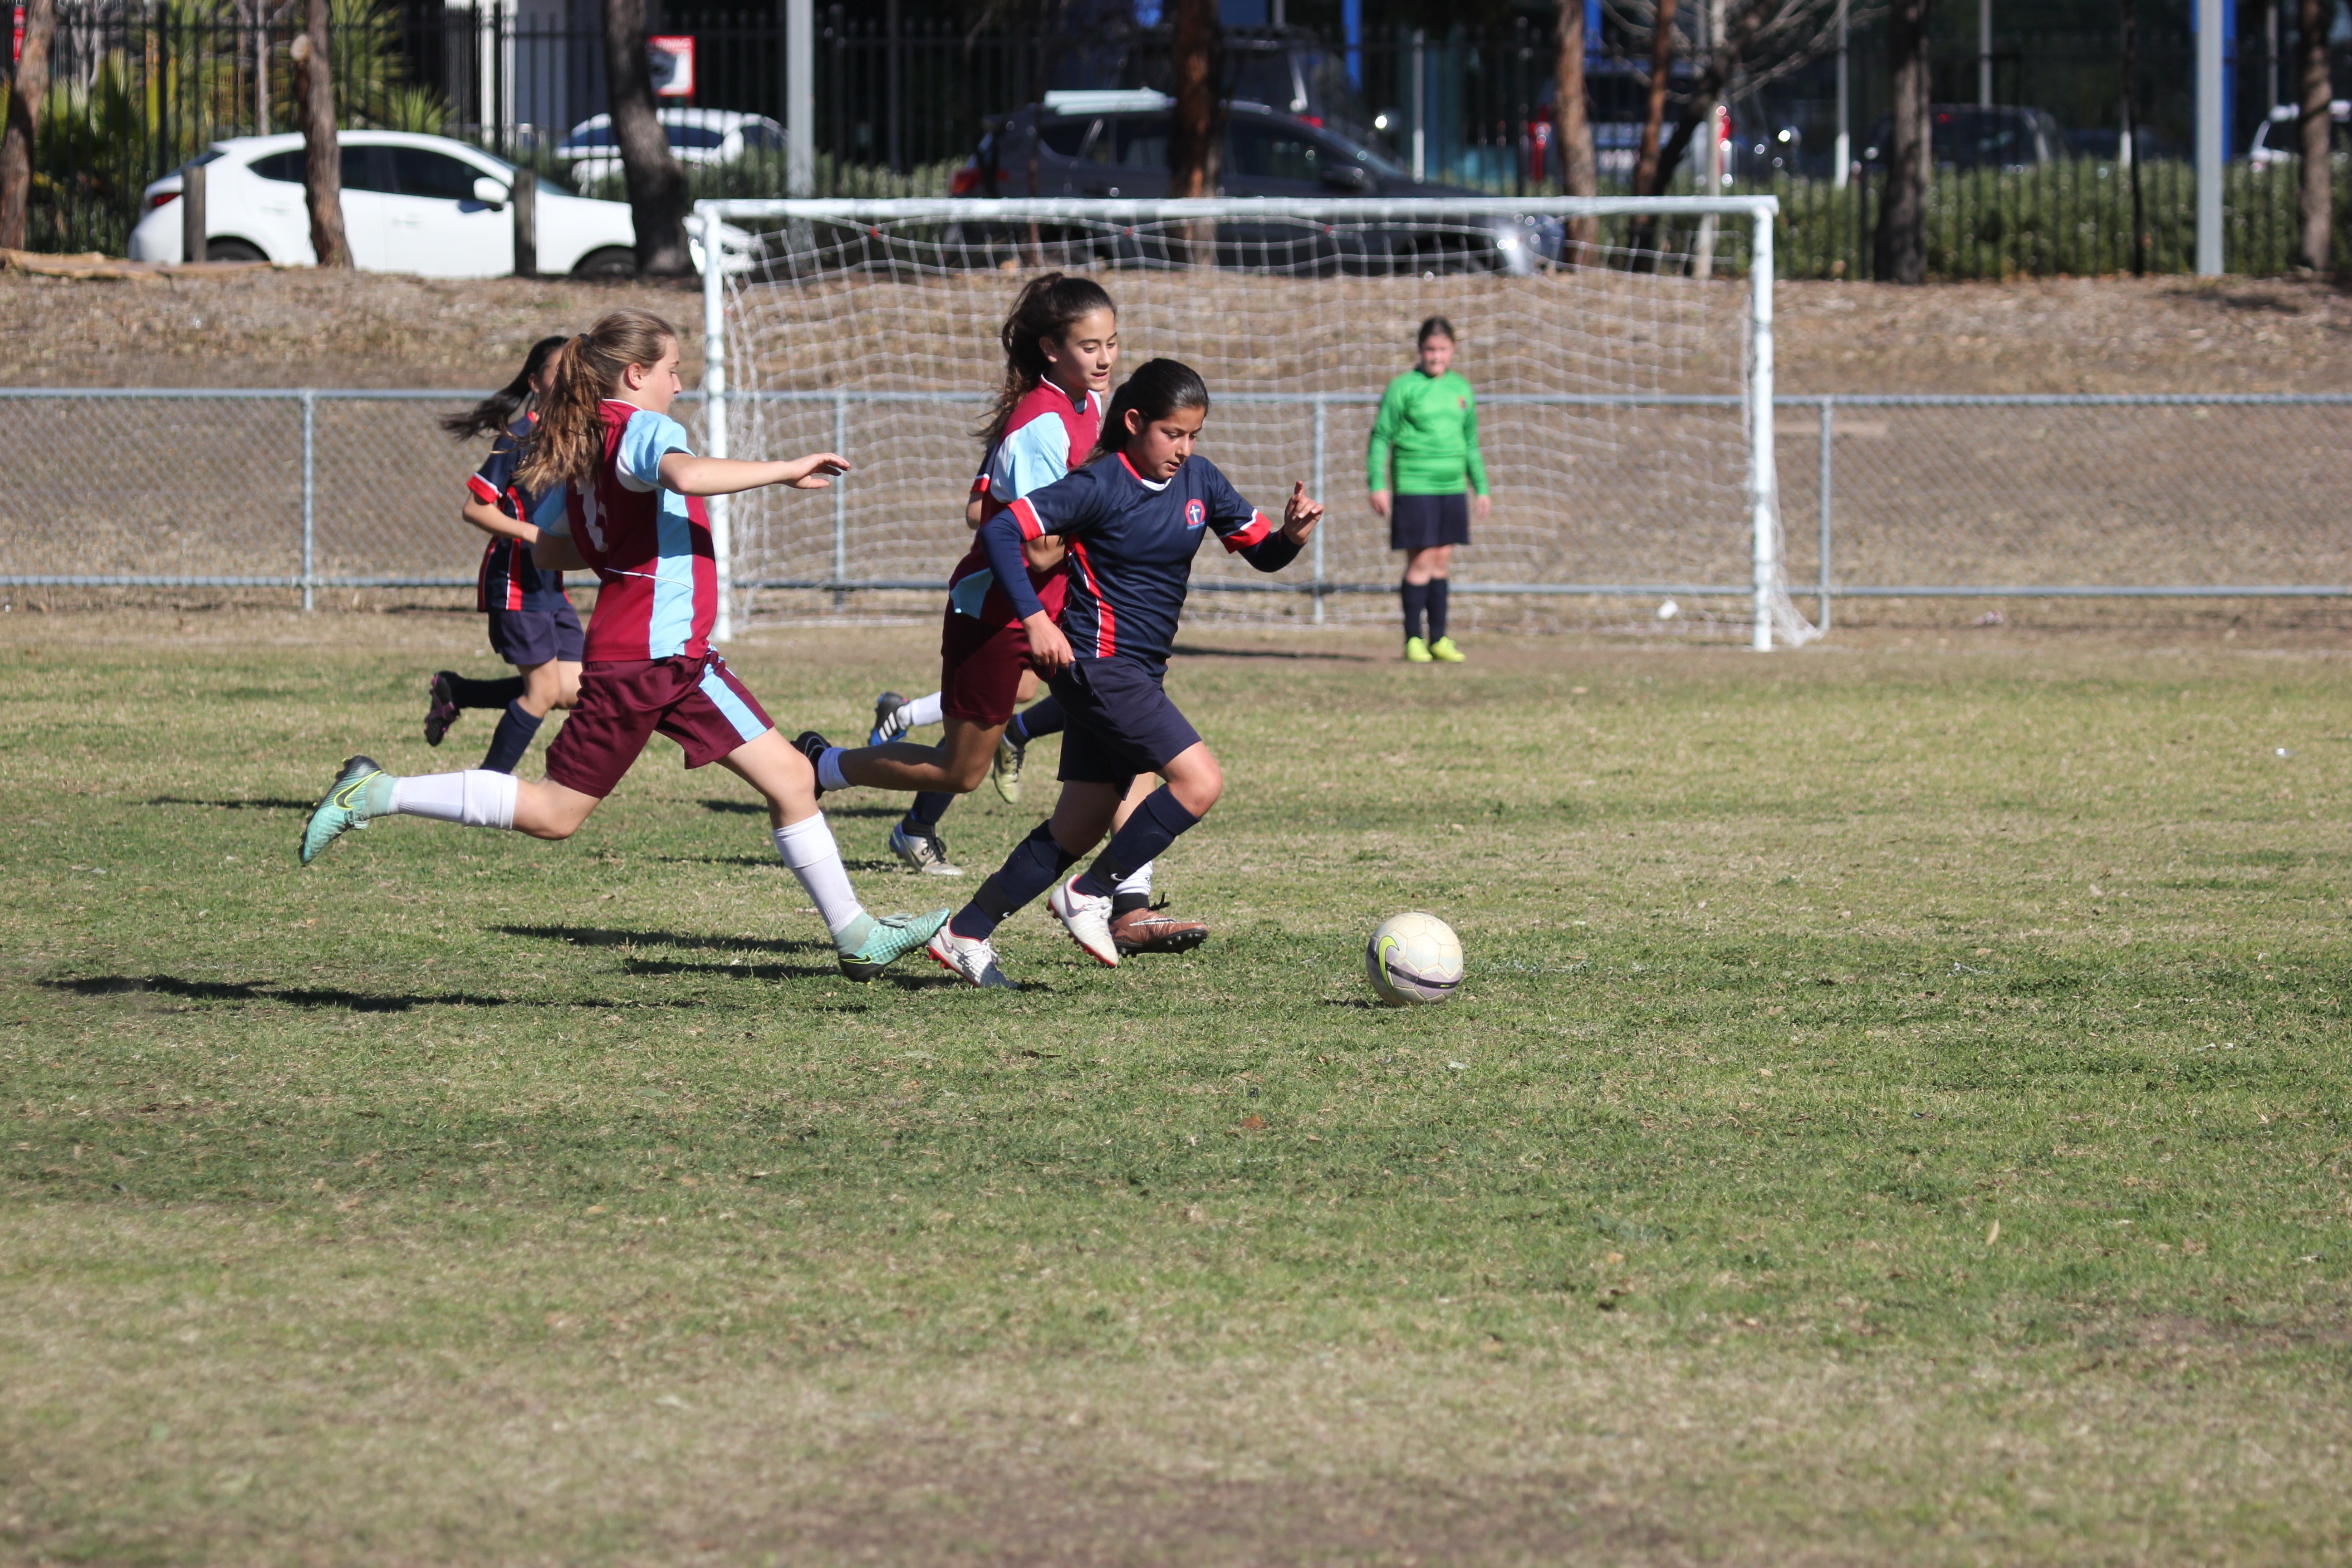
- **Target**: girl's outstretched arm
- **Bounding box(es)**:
[658,452,850,497]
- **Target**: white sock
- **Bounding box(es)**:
[1115,860,1154,899]
[388,770,518,829]
[904,691,945,729]
[773,815,865,938]
[817,746,850,793]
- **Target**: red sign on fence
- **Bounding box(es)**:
[647,36,695,99]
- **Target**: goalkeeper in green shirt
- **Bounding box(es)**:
[1368,316,1490,662]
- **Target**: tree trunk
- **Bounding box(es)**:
[1627,0,1679,265]
[2298,0,2331,271]
[1554,0,1598,264]
[0,0,57,252]
[1168,0,1223,264]
[1875,0,1931,284]
[289,0,350,267]
[606,0,691,275]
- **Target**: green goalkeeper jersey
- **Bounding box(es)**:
[1366,368,1489,497]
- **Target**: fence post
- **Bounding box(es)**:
[299,389,316,612]
[512,170,537,278]
[1312,396,1327,624]
[702,216,732,642]
[832,391,848,610]
[1816,397,1833,632]
[181,159,206,263]
[1745,206,1777,650]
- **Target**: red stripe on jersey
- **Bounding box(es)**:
[1009,496,1047,542]
[466,473,500,506]
[507,541,525,610]
[1067,538,1115,658]
[1221,509,1274,553]
[970,473,991,497]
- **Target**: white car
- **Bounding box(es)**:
[556,109,786,191]
[2247,101,2350,167]
[128,130,745,277]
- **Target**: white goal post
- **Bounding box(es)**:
[696,195,1811,650]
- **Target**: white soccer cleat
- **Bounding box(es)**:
[926,926,1016,989]
[1049,875,1120,968]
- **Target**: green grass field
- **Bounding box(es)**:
[5,613,2349,1566]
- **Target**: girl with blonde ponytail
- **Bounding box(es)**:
[299,309,951,982]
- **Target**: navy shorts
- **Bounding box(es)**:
[1390,492,1471,552]
[486,600,584,667]
[1049,656,1202,788]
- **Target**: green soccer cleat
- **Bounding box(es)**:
[1404,636,1434,664]
[299,755,387,865]
[1429,635,1466,663]
[837,908,952,981]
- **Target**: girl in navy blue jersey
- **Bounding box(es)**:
[924,358,1323,989]
[421,335,582,774]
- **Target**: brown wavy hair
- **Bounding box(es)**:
[440,334,570,441]
[515,310,679,494]
[978,272,1117,451]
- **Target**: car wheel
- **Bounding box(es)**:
[206,238,267,264]
[572,246,638,279]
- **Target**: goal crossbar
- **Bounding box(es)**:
[696,195,1789,649]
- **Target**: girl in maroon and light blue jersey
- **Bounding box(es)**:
[299,310,948,982]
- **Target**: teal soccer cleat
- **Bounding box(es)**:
[837,908,952,981]
[299,755,386,865]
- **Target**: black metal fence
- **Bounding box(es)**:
[12,3,2351,279]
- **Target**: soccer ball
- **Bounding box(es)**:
[1365,912,1464,1006]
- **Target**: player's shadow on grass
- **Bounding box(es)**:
[1168,643,1374,662]
[700,799,899,819]
[49,975,535,1013]
[147,795,315,812]
[496,923,828,956]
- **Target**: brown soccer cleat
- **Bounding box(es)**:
[1111,902,1210,955]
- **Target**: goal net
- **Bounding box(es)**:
[697,197,1818,649]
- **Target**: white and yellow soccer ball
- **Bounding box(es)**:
[1365,912,1464,1006]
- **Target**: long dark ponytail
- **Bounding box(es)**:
[442,334,570,441]
[979,272,1117,451]
[1092,358,1211,461]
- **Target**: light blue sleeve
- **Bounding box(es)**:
[616,411,695,493]
[988,415,1073,502]
[529,482,571,537]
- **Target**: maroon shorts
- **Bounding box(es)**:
[543,653,774,799]
[938,608,1035,727]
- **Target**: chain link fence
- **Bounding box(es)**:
[5,388,2351,628]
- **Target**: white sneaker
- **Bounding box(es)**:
[1049,875,1119,967]
[889,822,964,876]
[926,926,1015,989]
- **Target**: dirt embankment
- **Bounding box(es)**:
[6,268,2352,392]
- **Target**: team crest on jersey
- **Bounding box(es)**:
[1184,499,1206,530]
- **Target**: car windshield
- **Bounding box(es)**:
[1318,127,1405,178]
[668,125,727,149]
[563,124,615,150]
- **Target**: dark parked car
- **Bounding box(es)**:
[1862,105,2064,172]
[950,91,1564,274]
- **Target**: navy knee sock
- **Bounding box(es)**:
[448,673,528,709]
[479,700,544,774]
[1426,578,1450,641]
[903,790,955,833]
[1074,787,1200,900]
[1013,694,1065,743]
[1401,580,1429,642]
[950,821,1080,941]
